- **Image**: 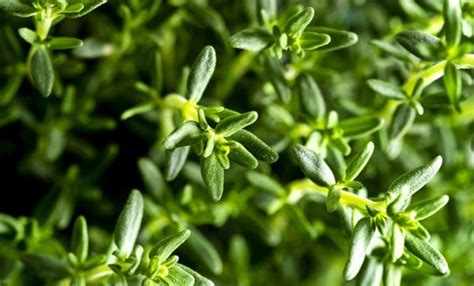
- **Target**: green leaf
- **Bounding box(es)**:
[28,44,54,97]
[387,185,411,216]
[163,121,203,149]
[20,253,70,280]
[384,264,402,286]
[215,111,258,137]
[344,217,375,280]
[305,27,358,52]
[228,142,258,169]
[160,264,193,285]
[165,146,190,181]
[0,0,36,17]
[62,3,84,13]
[391,224,405,261]
[443,62,461,111]
[285,7,315,36]
[407,195,449,221]
[121,102,154,120]
[396,31,444,61]
[64,0,107,18]
[186,227,223,274]
[298,31,331,51]
[292,144,336,187]
[443,0,462,47]
[326,186,341,212]
[48,37,83,50]
[389,104,416,139]
[246,171,286,196]
[386,156,443,203]
[187,46,216,102]
[18,27,37,44]
[405,233,449,275]
[201,153,224,201]
[113,189,144,258]
[229,28,274,52]
[344,141,374,182]
[367,79,406,100]
[149,229,191,262]
[71,216,88,262]
[138,158,166,203]
[179,264,215,286]
[296,73,326,118]
[338,116,384,139]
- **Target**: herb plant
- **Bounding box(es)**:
[0,0,473,285]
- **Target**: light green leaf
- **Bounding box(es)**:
[18,27,37,44]
[338,116,384,139]
[48,37,83,50]
[344,141,374,182]
[187,46,216,102]
[201,153,224,201]
[285,7,315,36]
[386,156,443,203]
[298,31,331,51]
[443,0,462,47]
[292,144,336,187]
[405,233,449,275]
[387,185,411,216]
[121,102,154,120]
[163,121,203,149]
[344,217,375,280]
[246,171,285,196]
[391,224,405,261]
[367,79,406,100]
[215,111,258,137]
[389,104,416,139]
[71,216,88,262]
[407,195,449,221]
[113,190,144,258]
[0,0,36,17]
[28,44,54,97]
[165,146,190,181]
[179,264,215,286]
[296,73,326,118]
[326,185,341,212]
[149,229,190,262]
[443,62,461,111]
[305,27,358,52]
[64,0,107,18]
[229,28,274,52]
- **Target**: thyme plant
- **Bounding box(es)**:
[0,0,473,285]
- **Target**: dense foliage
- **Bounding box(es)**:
[0,0,473,285]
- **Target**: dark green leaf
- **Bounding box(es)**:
[215,111,258,137]
[20,253,70,280]
[185,227,223,275]
[149,229,191,262]
[292,144,336,187]
[163,121,203,149]
[246,171,286,196]
[0,0,36,17]
[344,217,375,280]
[71,216,88,262]
[229,130,278,163]
[389,104,416,139]
[396,31,444,61]
[228,142,258,169]
[407,195,449,220]
[187,46,216,102]
[306,27,358,52]
[298,31,331,51]
[285,7,314,36]
[367,79,405,100]
[201,153,224,201]
[338,116,384,139]
[405,233,449,275]
[443,0,462,47]
[386,156,443,203]
[296,73,326,118]
[165,146,190,181]
[443,62,461,111]
[138,158,166,202]
[229,28,274,52]
[28,44,54,97]
[344,141,374,182]
[113,190,144,258]
[48,37,83,50]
